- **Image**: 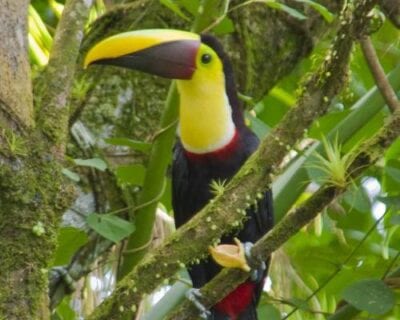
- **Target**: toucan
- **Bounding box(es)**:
[84,29,274,320]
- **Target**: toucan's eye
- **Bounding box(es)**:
[201,53,212,64]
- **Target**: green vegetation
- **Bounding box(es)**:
[0,0,398,319]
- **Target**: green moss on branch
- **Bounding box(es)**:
[35,0,93,153]
[0,132,75,319]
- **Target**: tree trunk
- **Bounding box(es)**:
[0,0,89,318]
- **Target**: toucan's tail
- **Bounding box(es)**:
[211,304,258,319]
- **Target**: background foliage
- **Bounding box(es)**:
[27,0,400,319]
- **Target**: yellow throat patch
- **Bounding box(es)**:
[177,43,235,154]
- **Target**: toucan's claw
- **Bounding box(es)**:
[243,242,266,282]
[186,288,212,319]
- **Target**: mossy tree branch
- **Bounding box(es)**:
[35,0,93,157]
[360,36,400,113]
[87,1,377,319]
[167,104,400,319]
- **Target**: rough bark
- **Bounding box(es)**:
[0,0,92,319]
[0,0,33,130]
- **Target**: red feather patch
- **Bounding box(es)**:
[214,281,256,319]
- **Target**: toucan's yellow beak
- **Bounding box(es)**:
[84,29,201,79]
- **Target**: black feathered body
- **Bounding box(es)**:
[172,127,273,319]
[172,34,273,320]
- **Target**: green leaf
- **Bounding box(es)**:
[257,304,281,319]
[260,1,307,20]
[309,110,351,139]
[212,17,235,35]
[54,297,76,320]
[62,168,80,182]
[179,0,200,15]
[160,0,189,20]
[385,161,400,183]
[105,137,152,153]
[87,213,135,243]
[295,0,334,22]
[342,279,395,315]
[269,87,296,107]
[74,158,107,171]
[53,227,88,266]
[390,214,400,225]
[377,195,400,208]
[343,186,371,214]
[115,164,146,186]
[383,158,400,193]
[246,112,271,139]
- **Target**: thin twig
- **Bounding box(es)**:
[360,36,400,113]
[382,250,400,279]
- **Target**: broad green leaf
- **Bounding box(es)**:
[342,279,395,315]
[115,164,146,186]
[160,0,189,20]
[257,95,291,127]
[53,227,88,266]
[54,297,76,320]
[87,213,135,243]
[384,137,400,161]
[343,111,385,153]
[179,0,200,15]
[257,304,281,319]
[308,110,351,139]
[383,158,400,193]
[105,137,151,153]
[269,87,296,107]
[74,158,107,171]
[246,112,271,139]
[343,186,371,214]
[212,17,235,35]
[62,168,80,182]
[295,0,334,22]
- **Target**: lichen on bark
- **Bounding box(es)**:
[0,0,93,319]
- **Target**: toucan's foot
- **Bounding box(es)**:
[49,266,75,294]
[243,242,266,282]
[186,288,211,319]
